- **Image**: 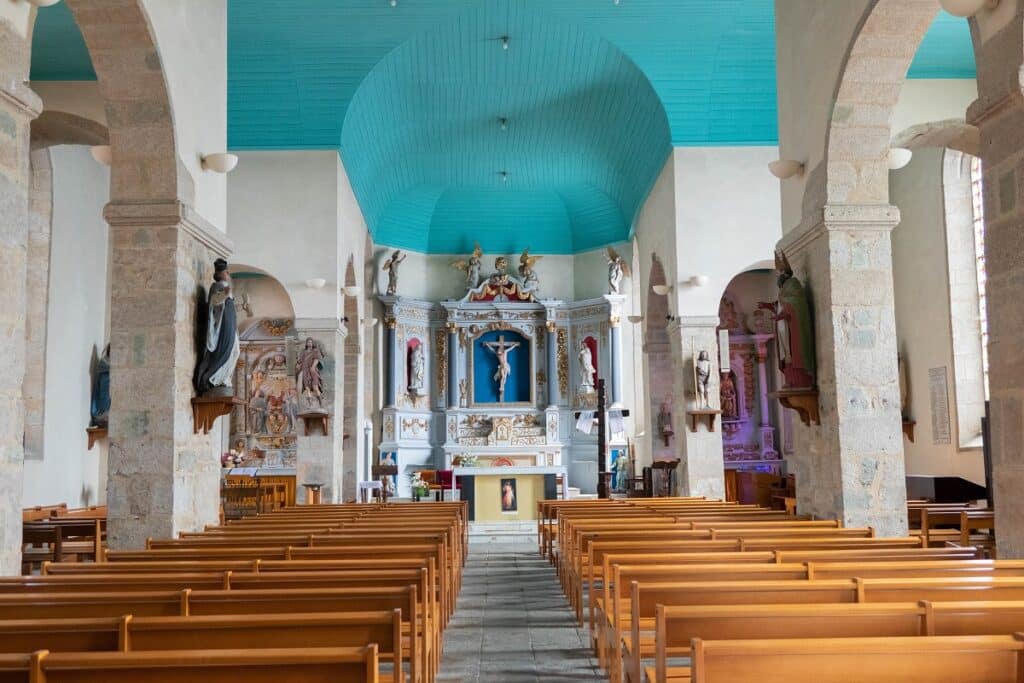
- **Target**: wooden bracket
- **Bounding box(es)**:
[299,412,330,436]
[191,395,245,434]
[770,388,820,427]
[686,409,722,432]
[902,419,916,443]
[86,426,107,450]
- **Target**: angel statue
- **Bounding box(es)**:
[451,243,483,289]
[606,246,631,294]
[382,249,406,296]
[518,248,542,293]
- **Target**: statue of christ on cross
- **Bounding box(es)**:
[483,334,521,402]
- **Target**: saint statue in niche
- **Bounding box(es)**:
[483,334,521,403]
[695,350,712,408]
[194,258,240,397]
[657,401,674,446]
[720,371,738,419]
[382,249,406,296]
[758,249,816,390]
[296,337,325,411]
[578,340,596,394]
[451,243,483,289]
[606,246,631,295]
[89,344,111,428]
[409,343,425,395]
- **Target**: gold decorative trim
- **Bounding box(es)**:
[436,329,448,398]
[557,328,569,397]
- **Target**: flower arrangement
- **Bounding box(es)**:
[410,471,430,499]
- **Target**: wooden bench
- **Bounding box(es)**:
[688,634,1024,683]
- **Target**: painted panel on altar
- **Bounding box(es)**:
[471,329,532,405]
[228,320,298,469]
[500,478,517,512]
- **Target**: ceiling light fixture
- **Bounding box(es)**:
[499,171,509,182]
[501,35,510,50]
[90,145,111,167]
[888,147,913,170]
[390,0,397,6]
[201,152,239,174]
[499,117,508,131]
[939,0,998,17]
[768,159,805,180]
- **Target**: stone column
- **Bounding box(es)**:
[755,338,777,457]
[446,323,458,409]
[609,321,624,407]
[294,319,346,504]
[668,315,725,499]
[0,79,42,575]
[23,149,52,463]
[968,28,1024,556]
[104,200,232,549]
[777,204,906,536]
[546,321,558,408]
[384,318,397,408]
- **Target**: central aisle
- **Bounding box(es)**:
[437,543,604,683]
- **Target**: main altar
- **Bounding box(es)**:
[378,252,629,504]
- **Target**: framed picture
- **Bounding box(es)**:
[500,478,517,512]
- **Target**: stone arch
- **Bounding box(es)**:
[341,256,362,502]
[892,119,980,156]
[825,0,944,205]
[30,111,108,150]
[644,254,674,464]
[61,0,179,203]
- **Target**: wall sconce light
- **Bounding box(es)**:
[342,285,362,297]
[90,145,111,166]
[939,0,998,17]
[364,318,379,328]
[688,275,710,287]
[201,152,239,174]
[651,284,672,296]
[888,147,913,170]
[768,159,805,180]
[305,278,327,290]
[627,315,644,325]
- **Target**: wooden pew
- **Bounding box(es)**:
[10,646,381,683]
[688,634,1024,683]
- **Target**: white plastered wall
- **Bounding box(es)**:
[23,145,110,507]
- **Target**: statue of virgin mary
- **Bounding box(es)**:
[193,259,240,396]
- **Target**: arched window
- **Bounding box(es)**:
[970,157,989,400]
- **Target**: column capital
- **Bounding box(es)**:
[104,199,234,259]
[0,79,42,120]
[778,203,900,259]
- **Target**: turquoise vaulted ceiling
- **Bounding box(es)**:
[30,2,978,253]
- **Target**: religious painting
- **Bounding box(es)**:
[471,329,532,405]
[500,478,518,512]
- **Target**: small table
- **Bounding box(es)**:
[301,482,324,505]
[358,480,383,503]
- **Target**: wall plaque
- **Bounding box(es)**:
[928,366,951,445]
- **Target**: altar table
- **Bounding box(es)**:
[451,466,567,521]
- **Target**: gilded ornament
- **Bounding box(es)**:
[556,328,569,397]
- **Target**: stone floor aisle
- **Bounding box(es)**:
[436,543,605,682]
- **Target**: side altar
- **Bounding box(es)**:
[377,251,629,498]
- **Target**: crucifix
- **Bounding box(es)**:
[482,334,521,403]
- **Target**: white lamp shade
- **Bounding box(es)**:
[689,274,710,287]
[651,284,671,296]
[27,0,62,7]
[90,145,112,166]
[939,0,993,17]
[305,278,327,290]
[888,147,913,170]
[768,159,805,179]
[201,152,239,174]
[342,285,363,297]
[364,318,379,327]
[627,315,644,324]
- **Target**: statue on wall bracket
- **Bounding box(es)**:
[760,249,820,426]
[382,249,406,296]
[518,248,542,295]
[296,337,326,412]
[192,259,244,434]
[606,246,631,295]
